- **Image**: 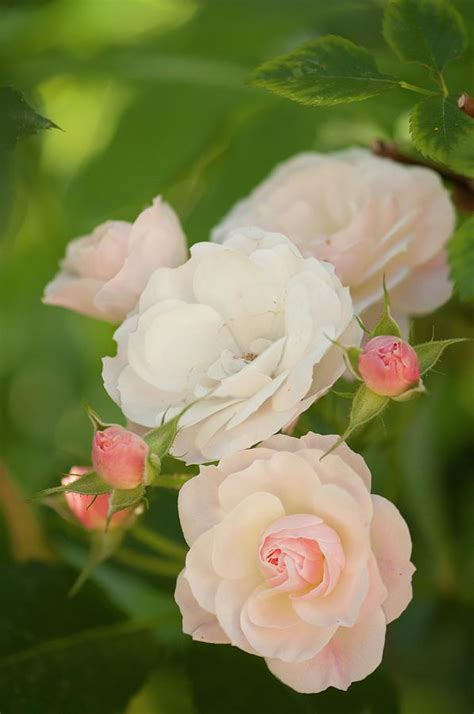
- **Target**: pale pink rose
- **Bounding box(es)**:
[92,426,149,490]
[212,149,454,324]
[358,336,420,397]
[62,468,132,530]
[175,432,415,693]
[43,196,187,322]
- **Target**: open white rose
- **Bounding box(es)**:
[103,228,361,464]
[175,432,415,693]
[43,196,187,322]
[212,149,454,325]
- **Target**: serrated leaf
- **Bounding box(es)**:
[415,338,468,374]
[32,472,111,500]
[0,86,58,150]
[448,217,474,301]
[383,0,468,72]
[108,484,145,521]
[409,95,474,170]
[249,35,399,107]
[371,279,402,338]
[322,384,389,457]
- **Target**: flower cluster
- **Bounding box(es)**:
[41,149,463,693]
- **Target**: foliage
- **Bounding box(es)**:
[250,0,474,174]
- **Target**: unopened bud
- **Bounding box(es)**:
[92,426,149,489]
[358,336,420,397]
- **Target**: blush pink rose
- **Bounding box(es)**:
[92,426,149,490]
[358,336,420,397]
[175,432,414,693]
[43,196,187,322]
[62,468,132,530]
[212,149,454,326]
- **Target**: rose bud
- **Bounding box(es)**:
[62,469,132,530]
[358,335,420,397]
[92,426,149,490]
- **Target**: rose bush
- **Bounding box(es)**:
[103,228,361,464]
[212,149,454,327]
[43,196,187,322]
[175,432,415,693]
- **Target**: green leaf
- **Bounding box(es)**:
[32,471,111,500]
[0,86,58,150]
[371,278,402,338]
[323,384,389,457]
[108,484,145,521]
[0,562,162,714]
[409,95,474,170]
[448,217,474,301]
[415,338,468,374]
[383,0,468,72]
[344,346,362,379]
[249,35,399,107]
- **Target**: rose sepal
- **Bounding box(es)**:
[31,471,111,501]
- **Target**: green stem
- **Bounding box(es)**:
[113,547,182,577]
[398,81,439,97]
[131,525,187,562]
[153,472,192,490]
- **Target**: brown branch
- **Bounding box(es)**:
[458,93,474,118]
[372,140,474,213]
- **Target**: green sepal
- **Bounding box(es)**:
[344,346,363,379]
[371,278,402,338]
[107,484,145,525]
[414,338,468,375]
[69,529,124,597]
[144,403,195,460]
[392,379,426,402]
[31,471,111,501]
[86,405,112,432]
[322,384,389,458]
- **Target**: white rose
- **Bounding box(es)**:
[103,228,361,464]
[212,149,454,325]
[43,196,187,322]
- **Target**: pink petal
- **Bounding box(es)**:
[371,495,415,623]
[266,607,386,693]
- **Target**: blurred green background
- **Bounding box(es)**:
[0,1,473,712]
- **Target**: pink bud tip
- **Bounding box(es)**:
[62,469,131,530]
[92,426,149,490]
[358,336,420,397]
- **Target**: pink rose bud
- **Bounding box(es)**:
[92,426,149,490]
[62,469,132,530]
[358,335,420,397]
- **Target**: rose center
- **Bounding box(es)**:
[258,514,345,598]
